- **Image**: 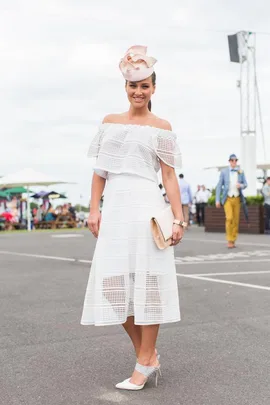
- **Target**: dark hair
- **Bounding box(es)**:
[148,72,156,112]
[179,174,184,179]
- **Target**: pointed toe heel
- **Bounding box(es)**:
[115,361,162,391]
[115,378,145,391]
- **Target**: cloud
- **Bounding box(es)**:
[1,0,270,204]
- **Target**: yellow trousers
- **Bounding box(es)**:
[224,197,241,242]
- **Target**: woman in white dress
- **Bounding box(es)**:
[81,45,185,390]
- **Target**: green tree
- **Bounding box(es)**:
[74,204,89,212]
[30,202,38,210]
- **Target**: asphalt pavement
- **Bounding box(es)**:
[1,227,270,405]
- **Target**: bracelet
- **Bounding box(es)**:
[173,220,187,228]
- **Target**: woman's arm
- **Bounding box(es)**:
[161,163,184,220]
[155,119,183,220]
[90,173,106,211]
[154,119,184,245]
[88,173,106,237]
[161,162,185,245]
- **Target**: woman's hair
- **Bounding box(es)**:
[148,72,156,112]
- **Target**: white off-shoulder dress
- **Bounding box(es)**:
[81,123,182,326]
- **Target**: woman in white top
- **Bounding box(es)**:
[81,45,184,390]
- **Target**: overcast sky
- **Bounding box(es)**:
[1,0,270,205]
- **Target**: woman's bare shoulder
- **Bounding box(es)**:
[151,116,172,131]
[102,113,172,131]
[102,113,127,124]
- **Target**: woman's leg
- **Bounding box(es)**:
[122,316,142,357]
[129,324,160,385]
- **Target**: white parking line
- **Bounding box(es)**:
[51,234,84,238]
[175,258,270,265]
[184,237,270,247]
[78,259,92,264]
[175,250,270,263]
[179,270,270,277]
[1,250,269,291]
[177,274,270,291]
[0,250,270,267]
[0,250,76,262]
[0,250,93,264]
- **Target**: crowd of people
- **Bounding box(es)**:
[1,175,270,233]
[159,170,270,234]
[159,174,211,228]
[32,202,76,224]
[0,198,86,230]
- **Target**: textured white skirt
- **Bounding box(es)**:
[81,174,180,326]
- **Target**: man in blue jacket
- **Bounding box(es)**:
[216,154,248,248]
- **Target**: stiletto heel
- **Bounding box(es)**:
[154,366,162,387]
[115,361,161,390]
[155,370,159,387]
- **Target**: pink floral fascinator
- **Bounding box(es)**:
[119,45,157,82]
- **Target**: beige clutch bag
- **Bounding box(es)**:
[150,205,175,250]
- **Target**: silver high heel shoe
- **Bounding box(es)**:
[115,362,162,391]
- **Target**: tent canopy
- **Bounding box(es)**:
[0,187,33,195]
[0,191,8,199]
[31,190,67,199]
[0,168,70,188]
[0,168,73,231]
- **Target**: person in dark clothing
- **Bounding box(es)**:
[194,185,201,225]
[68,203,76,220]
[262,177,270,232]
[195,185,210,226]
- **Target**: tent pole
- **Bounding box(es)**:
[27,186,31,231]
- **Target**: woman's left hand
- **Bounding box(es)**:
[171,224,184,246]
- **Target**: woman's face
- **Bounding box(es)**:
[126,76,155,109]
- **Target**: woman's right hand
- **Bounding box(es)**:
[87,210,101,238]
